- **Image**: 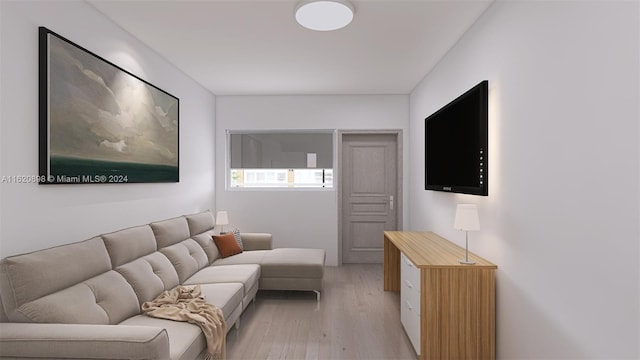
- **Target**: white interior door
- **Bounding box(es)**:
[341,133,398,263]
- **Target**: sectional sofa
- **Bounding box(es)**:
[0,210,325,360]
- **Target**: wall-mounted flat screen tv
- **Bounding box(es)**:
[425,80,488,196]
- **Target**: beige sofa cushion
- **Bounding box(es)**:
[0,293,7,322]
[198,283,244,319]
[238,233,272,251]
[120,282,243,360]
[151,216,191,249]
[160,239,209,283]
[211,250,269,266]
[191,232,220,263]
[15,270,139,324]
[260,248,325,279]
[0,237,112,321]
[120,315,204,360]
[185,210,215,236]
[183,264,260,296]
[0,323,170,360]
[102,225,157,268]
[116,252,180,305]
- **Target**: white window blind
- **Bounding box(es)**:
[228,131,334,189]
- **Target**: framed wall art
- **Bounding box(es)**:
[38,27,179,184]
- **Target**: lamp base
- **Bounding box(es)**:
[459,259,476,265]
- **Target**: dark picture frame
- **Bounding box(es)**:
[39,27,179,184]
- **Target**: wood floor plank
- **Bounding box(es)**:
[226,264,417,360]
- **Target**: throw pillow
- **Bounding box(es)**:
[212,233,242,258]
[232,228,243,250]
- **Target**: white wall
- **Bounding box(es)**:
[216,95,409,265]
[409,1,639,358]
[0,1,216,258]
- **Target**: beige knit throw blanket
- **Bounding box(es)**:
[142,285,226,360]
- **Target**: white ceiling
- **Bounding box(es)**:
[88,0,494,95]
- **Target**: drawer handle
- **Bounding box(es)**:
[404,280,413,289]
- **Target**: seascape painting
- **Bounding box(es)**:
[39,27,179,184]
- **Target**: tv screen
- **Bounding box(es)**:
[425,80,488,196]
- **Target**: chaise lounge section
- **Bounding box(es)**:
[0,210,325,360]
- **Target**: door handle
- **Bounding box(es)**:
[389,195,394,210]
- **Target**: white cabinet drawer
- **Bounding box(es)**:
[408,286,420,316]
[400,297,411,330]
[400,251,421,355]
[401,279,420,316]
[404,301,421,354]
[401,253,421,289]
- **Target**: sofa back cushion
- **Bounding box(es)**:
[159,239,209,283]
[185,210,215,236]
[191,232,220,263]
[102,225,157,268]
[116,252,180,305]
[0,237,112,321]
[14,270,139,324]
[151,216,191,249]
[0,293,7,322]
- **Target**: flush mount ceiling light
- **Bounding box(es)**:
[295,0,355,31]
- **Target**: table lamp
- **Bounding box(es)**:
[216,211,229,234]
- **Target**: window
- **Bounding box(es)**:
[228,131,334,189]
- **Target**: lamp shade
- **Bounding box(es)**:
[215,211,229,226]
[453,204,480,231]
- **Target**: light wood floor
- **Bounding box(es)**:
[226,264,417,360]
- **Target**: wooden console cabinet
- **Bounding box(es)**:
[384,231,497,360]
